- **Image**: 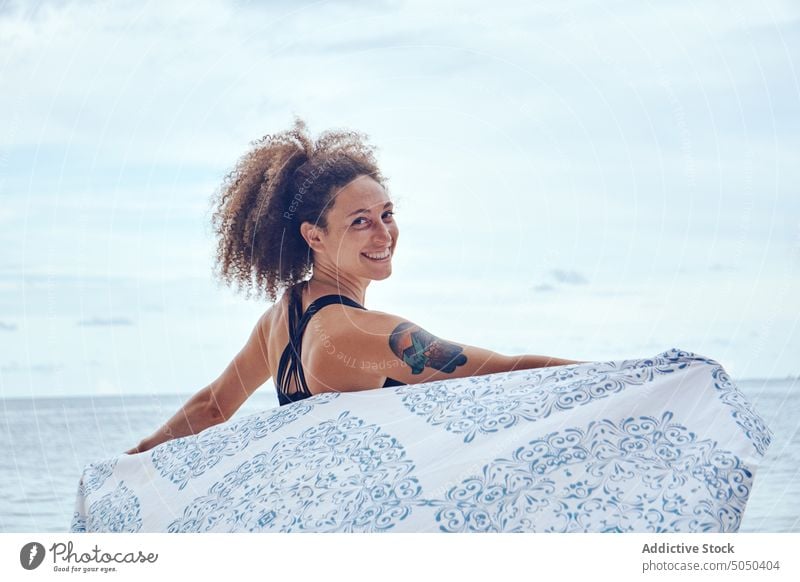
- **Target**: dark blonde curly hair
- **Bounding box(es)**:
[211,118,387,302]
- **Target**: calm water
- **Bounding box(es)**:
[0,379,797,532]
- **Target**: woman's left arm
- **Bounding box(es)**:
[507,354,588,369]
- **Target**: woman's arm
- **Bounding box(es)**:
[507,354,587,370]
[124,385,220,454]
[313,309,585,391]
[125,311,273,454]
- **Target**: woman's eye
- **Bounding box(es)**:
[352,211,393,226]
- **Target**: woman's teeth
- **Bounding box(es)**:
[362,249,390,260]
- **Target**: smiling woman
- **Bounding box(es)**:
[125,118,583,455]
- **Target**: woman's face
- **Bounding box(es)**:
[306,175,399,282]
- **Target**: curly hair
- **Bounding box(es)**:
[211,118,387,302]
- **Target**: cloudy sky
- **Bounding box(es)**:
[1,0,798,401]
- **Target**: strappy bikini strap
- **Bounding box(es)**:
[298,294,366,328]
[276,289,365,399]
[293,294,365,393]
[276,286,306,397]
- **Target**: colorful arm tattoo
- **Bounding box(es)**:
[388,322,468,375]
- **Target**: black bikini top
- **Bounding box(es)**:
[275,286,405,406]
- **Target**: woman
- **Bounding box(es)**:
[126,119,584,455]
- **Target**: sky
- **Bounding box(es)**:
[1,0,798,401]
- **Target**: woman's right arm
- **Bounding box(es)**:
[124,385,220,454]
[125,311,273,454]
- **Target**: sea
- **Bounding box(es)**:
[0,379,797,533]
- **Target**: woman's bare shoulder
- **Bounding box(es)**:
[298,305,402,358]
[326,304,407,331]
[259,292,290,338]
[310,305,501,388]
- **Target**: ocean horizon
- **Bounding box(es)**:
[1,377,797,533]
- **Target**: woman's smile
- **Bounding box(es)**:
[362,248,392,261]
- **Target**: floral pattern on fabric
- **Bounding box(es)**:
[427,412,752,532]
[167,411,424,532]
[152,392,340,490]
[76,458,117,497]
[84,482,142,533]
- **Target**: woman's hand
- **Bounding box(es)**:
[511,355,588,369]
[120,396,216,456]
[122,311,273,456]
[124,436,156,455]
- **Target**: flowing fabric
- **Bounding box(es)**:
[71,349,771,533]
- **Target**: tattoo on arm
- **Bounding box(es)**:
[389,322,468,375]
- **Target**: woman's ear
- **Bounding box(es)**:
[300,221,326,253]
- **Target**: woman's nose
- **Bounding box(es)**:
[374,221,392,244]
